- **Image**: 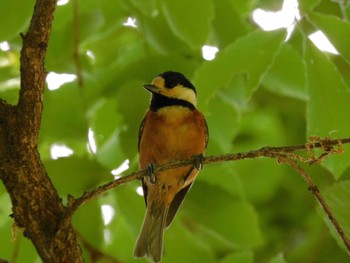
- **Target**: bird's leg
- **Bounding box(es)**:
[182,154,205,183]
[192,154,205,171]
[147,163,156,184]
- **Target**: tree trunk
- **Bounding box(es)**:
[0,0,82,261]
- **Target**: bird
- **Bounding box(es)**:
[134,71,208,262]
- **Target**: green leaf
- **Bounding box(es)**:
[39,83,87,156]
[73,199,104,249]
[102,208,139,262]
[194,30,285,109]
[198,162,245,199]
[269,253,288,263]
[161,0,214,47]
[228,0,258,16]
[212,0,247,47]
[323,180,350,251]
[236,158,286,204]
[89,98,123,146]
[184,182,263,248]
[141,10,191,54]
[114,183,145,233]
[44,156,112,197]
[305,41,350,179]
[0,0,35,41]
[205,94,241,153]
[220,250,254,263]
[308,12,350,64]
[115,80,149,159]
[263,43,307,100]
[298,0,321,13]
[0,222,39,262]
[88,97,127,169]
[164,222,217,263]
[129,0,157,16]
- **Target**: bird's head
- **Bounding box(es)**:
[144,71,197,107]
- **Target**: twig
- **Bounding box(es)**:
[76,232,122,263]
[73,0,83,88]
[62,137,350,223]
[11,224,22,263]
[59,136,350,254]
[280,157,350,252]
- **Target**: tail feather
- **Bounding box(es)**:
[134,203,168,262]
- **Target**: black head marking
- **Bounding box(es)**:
[158,71,196,94]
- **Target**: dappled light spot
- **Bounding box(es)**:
[101,204,115,226]
[309,31,339,55]
[111,159,130,179]
[57,0,69,6]
[0,41,10,51]
[202,45,219,61]
[46,72,77,91]
[136,186,144,197]
[50,144,74,159]
[252,0,300,32]
[123,17,138,28]
[87,128,97,154]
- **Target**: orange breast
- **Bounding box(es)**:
[139,106,207,170]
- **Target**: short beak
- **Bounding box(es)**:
[143,84,159,93]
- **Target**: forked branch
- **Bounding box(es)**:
[63,136,350,253]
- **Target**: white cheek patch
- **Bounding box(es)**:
[174,86,197,106]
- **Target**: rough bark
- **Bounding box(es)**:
[0,0,82,262]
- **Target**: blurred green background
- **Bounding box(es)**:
[1,0,350,262]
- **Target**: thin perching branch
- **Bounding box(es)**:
[61,136,350,254]
[281,157,350,252]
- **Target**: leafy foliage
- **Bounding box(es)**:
[1,0,350,262]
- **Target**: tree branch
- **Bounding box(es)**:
[73,0,84,88]
[0,0,82,262]
[280,157,350,251]
[62,137,350,253]
[77,232,122,263]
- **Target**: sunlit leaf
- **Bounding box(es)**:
[228,0,258,16]
[73,199,104,250]
[2,1,350,261]
[263,43,307,100]
[39,83,87,157]
[308,12,350,64]
[321,181,350,252]
[161,0,214,47]
[212,0,247,47]
[0,0,35,41]
[269,253,288,263]
[298,0,321,13]
[305,41,350,179]
[205,94,241,153]
[44,156,112,197]
[184,182,263,248]
[194,30,285,109]
[220,250,254,263]
[164,222,217,263]
[141,11,191,54]
[88,98,126,169]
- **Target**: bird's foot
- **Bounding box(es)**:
[147,163,156,184]
[192,154,205,171]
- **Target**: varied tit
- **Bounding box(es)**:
[134,71,208,262]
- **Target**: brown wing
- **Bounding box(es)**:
[166,181,193,227]
[138,114,149,206]
[138,114,147,153]
[204,117,209,148]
